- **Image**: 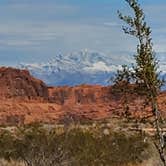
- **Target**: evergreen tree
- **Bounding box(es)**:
[116,0,166,164]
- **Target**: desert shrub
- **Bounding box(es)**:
[58,112,93,127]
[64,128,149,166]
[14,125,69,166]
[0,125,69,166]
[0,130,16,160]
[108,132,149,165]
[0,159,25,166]
[0,125,150,166]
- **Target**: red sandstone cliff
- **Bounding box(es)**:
[0,67,165,125]
[0,67,48,100]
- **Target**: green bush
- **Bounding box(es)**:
[64,129,149,166]
[0,125,150,166]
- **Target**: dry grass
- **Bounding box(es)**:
[0,159,25,166]
[0,121,164,166]
[0,160,161,166]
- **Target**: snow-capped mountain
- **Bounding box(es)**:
[19,50,131,86]
[19,50,166,86]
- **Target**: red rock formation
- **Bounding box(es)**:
[48,85,113,104]
[48,84,152,121]
[0,67,165,125]
[0,67,48,100]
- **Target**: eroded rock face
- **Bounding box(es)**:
[48,85,113,104]
[0,67,48,100]
[0,67,165,125]
[48,85,153,121]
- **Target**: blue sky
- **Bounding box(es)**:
[0,0,165,66]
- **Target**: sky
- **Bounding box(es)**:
[0,0,165,66]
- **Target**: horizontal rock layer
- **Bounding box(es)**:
[0,67,165,125]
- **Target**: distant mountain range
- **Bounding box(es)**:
[19,50,166,86]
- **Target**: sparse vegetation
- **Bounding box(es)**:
[0,123,152,166]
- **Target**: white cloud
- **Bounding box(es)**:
[0,21,136,54]
[103,22,120,27]
[0,40,37,46]
[0,1,78,15]
[145,4,166,14]
[154,44,166,53]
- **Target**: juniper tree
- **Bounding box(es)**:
[113,65,132,118]
[116,0,166,165]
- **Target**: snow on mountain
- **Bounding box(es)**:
[19,50,127,86]
[19,50,166,86]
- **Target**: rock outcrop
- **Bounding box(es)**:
[0,67,166,125]
[48,85,152,121]
[0,67,48,100]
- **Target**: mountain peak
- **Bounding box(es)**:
[19,50,120,86]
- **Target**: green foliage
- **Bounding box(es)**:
[117,0,163,100]
[117,0,166,165]
[0,125,150,166]
[0,130,16,160]
[0,126,68,166]
[66,129,149,166]
[112,65,133,118]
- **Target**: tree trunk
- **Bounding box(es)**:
[152,100,166,166]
